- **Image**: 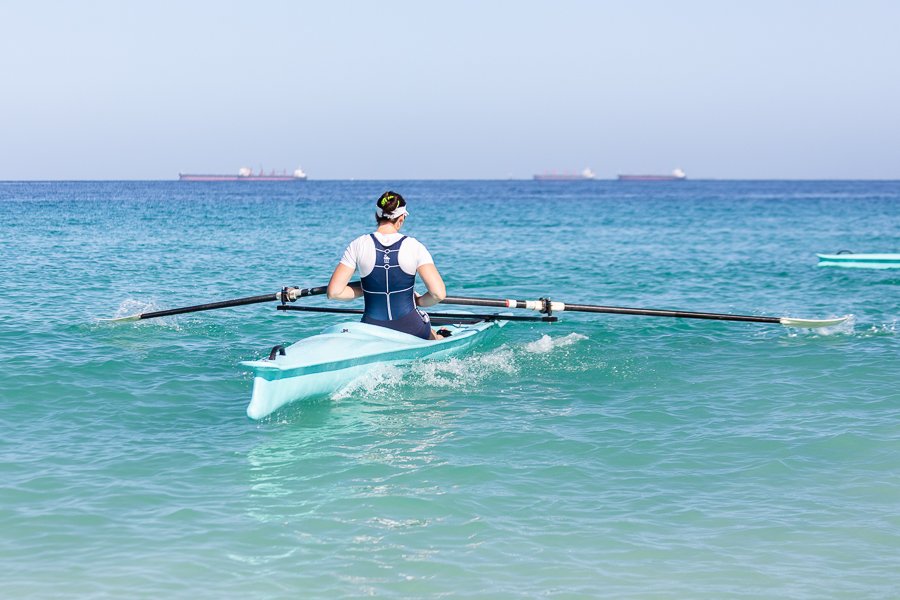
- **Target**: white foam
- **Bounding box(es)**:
[331,346,520,400]
[113,298,160,319]
[787,315,856,338]
[863,319,897,337]
[413,347,518,388]
[330,333,593,401]
[331,364,406,400]
[103,298,182,329]
[524,332,589,353]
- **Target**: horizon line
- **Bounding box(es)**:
[3,177,900,183]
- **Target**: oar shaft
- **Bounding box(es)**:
[562,303,781,324]
[278,305,361,316]
[121,284,332,321]
[134,293,280,320]
[442,295,781,324]
[276,305,556,322]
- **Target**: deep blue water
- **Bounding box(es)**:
[1,180,898,598]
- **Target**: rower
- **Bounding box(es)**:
[327,191,447,340]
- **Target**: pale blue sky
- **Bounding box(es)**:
[1,0,898,180]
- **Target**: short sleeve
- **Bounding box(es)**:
[416,242,434,267]
[394,236,433,274]
[339,244,355,269]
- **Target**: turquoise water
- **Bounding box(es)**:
[1,180,898,598]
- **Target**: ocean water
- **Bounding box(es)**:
[1,179,898,598]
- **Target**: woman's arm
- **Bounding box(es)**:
[415,263,446,307]
[327,263,362,301]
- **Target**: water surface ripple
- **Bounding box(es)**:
[1,180,898,598]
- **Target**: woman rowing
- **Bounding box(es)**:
[327,191,448,340]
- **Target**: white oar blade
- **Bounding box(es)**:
[779,315,852,328]
[99,314,142,323]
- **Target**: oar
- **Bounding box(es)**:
[105,284,334,323]
[276,304,557,322]
[440,295,851,329]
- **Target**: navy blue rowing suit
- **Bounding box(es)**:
[360,234,432,340]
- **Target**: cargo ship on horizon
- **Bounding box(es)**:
[617,168,686,182]
[533,168,595,181]
[179,167,307,181]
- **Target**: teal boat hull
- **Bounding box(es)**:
[241,318,502,419]
[817,253,900,269]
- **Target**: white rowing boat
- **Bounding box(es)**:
[241,316,504,419]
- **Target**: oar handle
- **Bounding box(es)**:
[284,284,330,301]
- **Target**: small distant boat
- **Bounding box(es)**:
[179,167,307,181]
[817,252,900,269]
[533,168,596,181]
[618,168,686,182]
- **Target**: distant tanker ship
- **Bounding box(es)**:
[533,168,596,181]
[179,167,307,181]
[617,168,686,182]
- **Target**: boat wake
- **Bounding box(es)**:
[330,347,518,400]
[331,333,591,401]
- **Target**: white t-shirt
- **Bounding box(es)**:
[339,232,434,277]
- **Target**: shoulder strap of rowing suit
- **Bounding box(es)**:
[361,234,415,321]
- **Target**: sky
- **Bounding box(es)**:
[1,0,898,180]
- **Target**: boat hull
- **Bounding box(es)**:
[178,174,306,181]
[817,253,900,269]
[241,318,502,419]
[533,175,595,181]
[617,175,686,181]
